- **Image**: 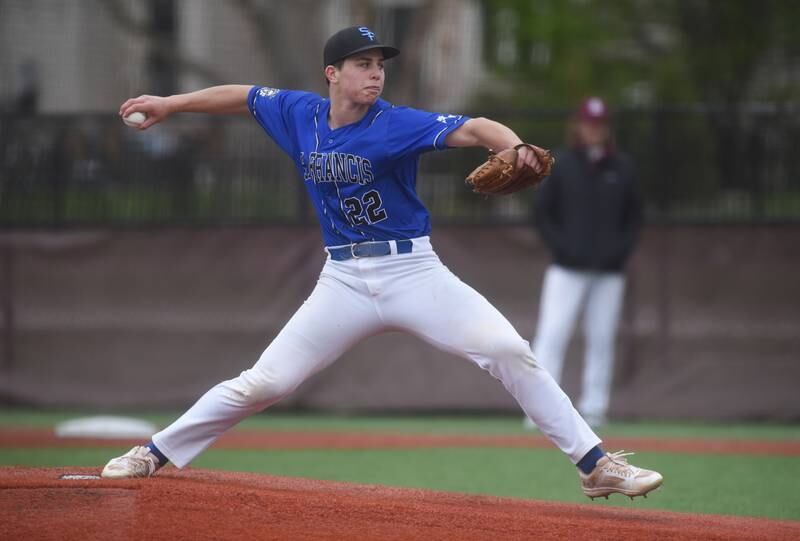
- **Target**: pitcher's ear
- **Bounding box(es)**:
[325,65,338,85]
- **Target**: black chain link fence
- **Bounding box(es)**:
[2,106,799,227]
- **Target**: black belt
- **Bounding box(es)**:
[328,240,413,261]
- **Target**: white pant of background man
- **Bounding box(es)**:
[529,264,626,427]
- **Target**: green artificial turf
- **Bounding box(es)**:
[1,409,799,440]
[194,448,800,520]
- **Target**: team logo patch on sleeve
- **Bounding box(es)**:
[258,87,280,99]
[436,114,460,124]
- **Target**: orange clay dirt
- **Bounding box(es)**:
[2,429,799,540]
[2,466,800,541]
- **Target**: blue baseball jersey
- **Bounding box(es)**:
[247,86,470,246]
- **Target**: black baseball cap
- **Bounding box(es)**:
[323,26,400,67]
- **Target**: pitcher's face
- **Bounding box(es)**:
[331,49,385,105]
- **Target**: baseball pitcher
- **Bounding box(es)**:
[103,26,662,501]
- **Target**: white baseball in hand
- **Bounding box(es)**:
[122,111,147,127]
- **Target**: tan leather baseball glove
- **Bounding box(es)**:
[465,143,554,195]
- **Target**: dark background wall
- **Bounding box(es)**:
[2,225,797,421]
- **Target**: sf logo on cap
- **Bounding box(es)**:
[359,27,376,41]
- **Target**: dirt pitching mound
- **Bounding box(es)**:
[2,467,799,540]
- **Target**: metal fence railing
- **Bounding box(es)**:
[2,107,799,227]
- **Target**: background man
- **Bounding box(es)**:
[529,96,643,428]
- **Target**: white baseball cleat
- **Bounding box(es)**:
[579,450,663,500]
[101,445,161,479]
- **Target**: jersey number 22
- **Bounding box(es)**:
[343,190,387,225]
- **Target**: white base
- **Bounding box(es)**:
[54,416,158,439]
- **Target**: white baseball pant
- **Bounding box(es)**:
[153,237,600,467]
[532,264,626,422]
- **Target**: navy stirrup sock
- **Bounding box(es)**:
[577,445,605,474]
[145,442,169,466]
